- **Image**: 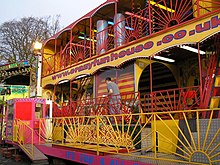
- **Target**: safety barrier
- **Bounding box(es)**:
[39,108,220,165]
[13,119,34,159]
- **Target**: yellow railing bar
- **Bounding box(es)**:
[202,110,213,151]
[206,126,220,153]
[208,143,220,155]
[130,116,141,139]
[96,116,100,155]
[157,146,189,161]
[168,113,193,153]
[132,115,152,147]
[182,113,197,151]
[153,114,157,159]
[16,119,34,159]
[99,118,118,146]
[196,111,201,150]
[36,108,220,165]
[157,132,190,159]
[157,113,194,153]
[210,148,220,159]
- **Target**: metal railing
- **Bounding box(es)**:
[42,0,220,76]
[143,86,201,114]
[53,92,140,117]
[38,108,220,165]
[13,119,34,159]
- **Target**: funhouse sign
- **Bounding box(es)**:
[52,15,220,81]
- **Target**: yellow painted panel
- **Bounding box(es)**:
[152,120,179,153]
[13,125,18,142]
[210,98,220,108]
[215,76,220,87]
[193,0,219,17]
[53,126,63,141]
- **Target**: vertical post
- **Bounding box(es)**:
[33,41,43,98]
[198,43,203,103]
[54,39,57,73]
[153,114,157,158]
[96,116,100,155]
[89,17,92,58]
[70,29,72,64]
[148,0,152,35]
[150,56,153,111]
[36,53,42,97]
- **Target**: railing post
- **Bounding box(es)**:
[38,119,41,144]
[153,113,157,159]
[148,0,152,35]
[62,117,64,144]
[32,126,34,157]
[96,115,100,155]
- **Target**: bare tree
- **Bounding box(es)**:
[0,15,60,65]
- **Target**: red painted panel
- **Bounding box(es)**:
[15,102,32,120]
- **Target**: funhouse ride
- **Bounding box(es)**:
[2,0,220,164]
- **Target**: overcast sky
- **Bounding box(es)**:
[0,0,106,28]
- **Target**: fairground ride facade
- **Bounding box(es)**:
[5,0,220,165]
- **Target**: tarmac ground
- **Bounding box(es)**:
[0,146,31,165]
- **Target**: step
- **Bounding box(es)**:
[19,144,48,162]
[31,160,49,165]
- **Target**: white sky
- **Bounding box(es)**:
[0,0,106,28]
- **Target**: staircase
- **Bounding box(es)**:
[19,144,48,164]
[191,119,220,164]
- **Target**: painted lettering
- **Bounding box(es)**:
[143,41,154,50]
[135,45,143,53]
[119,50,127,58]
[174,30,186,40]
[66,151,75,160]
[126,47,135,55]
[162,34,173,44]
[109,159,125,165]
[100,157,105,165]
[111,53,118,61]
[80,154,94,164]
[70,68,75,74]
[211,16,220,28]
[50,14,220,81]
[189,30,195,36]
[196,21,211,33]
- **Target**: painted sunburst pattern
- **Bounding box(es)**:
[38,109,219,165]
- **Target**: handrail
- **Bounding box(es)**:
[53,91,140,117]
[14,119,34,159]
[42,0,220,76]
[39,108,220,165]
[143,86,200,113]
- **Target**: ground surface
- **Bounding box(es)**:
[0,148,30,165]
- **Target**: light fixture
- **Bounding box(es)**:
[58,79,69,84]
[180,45,206,55]
[125,12,152,22]
[78,36,97,42]
[107,21,134,31]
[150,1,175,13]
[75,74,88,80]
[153,55,175,62]
[34,41,43,50]
[80,30,114,37]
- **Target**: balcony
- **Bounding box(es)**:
[42,0,220,77]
